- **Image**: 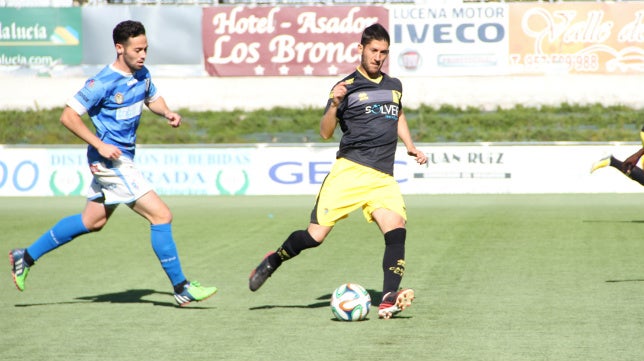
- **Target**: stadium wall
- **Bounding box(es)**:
[1,2,644,110]
[1,74,643,111]
[2,2,644,196]
[0,143,641,197]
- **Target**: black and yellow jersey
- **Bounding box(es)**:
[324,68,403,176]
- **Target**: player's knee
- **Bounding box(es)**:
[161,210,173,224]
[152,213,173,225]
[306,224,331,243]
[85,218,108,232]
[392,218,406,229]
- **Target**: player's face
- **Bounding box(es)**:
[118,35,148,73]
[358,39,389,79]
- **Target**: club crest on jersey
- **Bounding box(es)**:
[358,92,369,101]
[114,93,124,104]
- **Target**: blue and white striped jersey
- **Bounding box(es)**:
[67,64,159,163]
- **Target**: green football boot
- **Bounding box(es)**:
[9,248,30,292]
[174,281,217,307]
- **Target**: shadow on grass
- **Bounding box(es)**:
[249,289,413,320]
[14,289,213,309]
[249,289,384,310]
[606,279,644,283]
[582,220,644,223]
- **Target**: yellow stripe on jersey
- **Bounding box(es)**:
[392,90,402,104]
[329,77,356,99]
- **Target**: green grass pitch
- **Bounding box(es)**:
[1,194,643,361]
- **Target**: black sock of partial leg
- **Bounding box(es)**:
[23,250,35,267]
[173,280,189,294]
[628,167,644,186]
[610,156,623,170]
[610,157,644,186]
[268,230,320,268]
[382,228,406,295]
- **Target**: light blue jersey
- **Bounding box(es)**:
[67,64,159,163]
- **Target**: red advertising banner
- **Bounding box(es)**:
[202,6,388,76]
[509,2,644,75]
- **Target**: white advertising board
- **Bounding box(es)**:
[389,3,510,77]
[0,143,642,197]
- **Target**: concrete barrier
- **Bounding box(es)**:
[2,74,643,111]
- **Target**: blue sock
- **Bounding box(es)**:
[27,214,90,261]
[150,223,186,288]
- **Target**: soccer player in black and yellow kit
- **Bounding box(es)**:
[248,23,427,319]
[591,126,644,185]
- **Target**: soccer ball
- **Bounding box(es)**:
[330,283,371,321]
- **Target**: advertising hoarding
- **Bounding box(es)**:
[1,144,641,197]
[508,2,644,75]
[388,2,509,77]
[201,6,388,76]
[0,7,82,67]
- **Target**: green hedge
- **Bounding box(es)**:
[2,103,643,144]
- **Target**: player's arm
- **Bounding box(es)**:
[397,109,427,165]
[60,106,121,160]
[320,81,347,139]
[320,105,338,140]
[146,96,181,128]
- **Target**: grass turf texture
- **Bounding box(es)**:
[1,194,643,361]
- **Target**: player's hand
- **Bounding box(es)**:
[621,148,644,174]
[623,153,642,175]
[407,148,427,165]
[98,143,121,160]
[331,82,348,107]
[165,112,182,128]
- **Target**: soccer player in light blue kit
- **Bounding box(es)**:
[9,20,217,306]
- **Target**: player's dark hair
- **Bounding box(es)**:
[361,23,390,46]
[112,20,146,45]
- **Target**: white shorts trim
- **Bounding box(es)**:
[86,157,153,205]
